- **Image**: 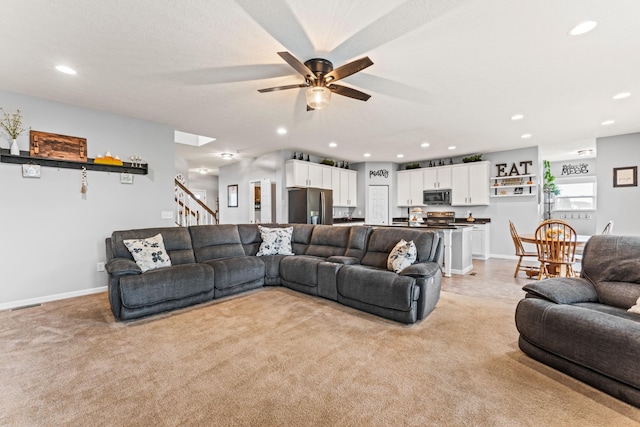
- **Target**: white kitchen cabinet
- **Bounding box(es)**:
[471,223,490,260]
[424,166,452,190]
[397,169,424,206]
[286,160,331,189]
[451,162,490,206]
[333,168,357,206]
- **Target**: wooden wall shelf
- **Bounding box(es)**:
[0,149,148,175]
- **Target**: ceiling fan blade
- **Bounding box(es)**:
[329,84,371,101]
[324,57,373,83]
[277,51,317,81]
[258,83,308,93]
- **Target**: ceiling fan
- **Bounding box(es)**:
[258,52,373,111]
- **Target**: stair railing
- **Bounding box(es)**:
[174,179,218,226]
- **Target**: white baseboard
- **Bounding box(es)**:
[0,286,107,311]
[451,265,474,275]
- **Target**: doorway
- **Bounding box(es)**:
[249,179,274,224]
[368,185,389,225]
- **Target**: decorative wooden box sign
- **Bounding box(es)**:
[29,130,87,162]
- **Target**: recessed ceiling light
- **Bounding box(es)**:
[521,134,532,139]
[55,65,77,75]
[329,142,337,148]
[569,21,597,36]
[421,142,430,148]
[601,120,615,126]
[363,153,371,158]
[397,154,404,158]
[276,127,287,135]
[199,168,208,174]
[448,146,456,150]
[613,92,631,100]
[578,149,594,156]
[220,153,234,160]
[511,114,524,120]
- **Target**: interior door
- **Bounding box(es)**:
[368,185,389,225]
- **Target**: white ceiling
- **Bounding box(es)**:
[2,1,640,175]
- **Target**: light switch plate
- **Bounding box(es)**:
[161,211,174,220]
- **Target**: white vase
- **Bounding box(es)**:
[10,139,20,155]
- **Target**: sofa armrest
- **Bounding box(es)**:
[327,256,361,265]
[106,258,142,277]
[522,277,598,304]
[400,262,441,278]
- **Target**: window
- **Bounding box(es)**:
[554,179,596,210]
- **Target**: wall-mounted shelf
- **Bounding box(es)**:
[0,149,148,175]
[490,174,536,197]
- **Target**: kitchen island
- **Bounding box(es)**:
[370,223,473,277]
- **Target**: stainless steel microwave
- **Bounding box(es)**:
[423,190,451,205]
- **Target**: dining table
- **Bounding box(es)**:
[518,234,591,247]
[518,233,591,277]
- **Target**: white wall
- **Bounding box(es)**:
[217,151,286,224]
[596,132,640,235]
[0,91,175,307]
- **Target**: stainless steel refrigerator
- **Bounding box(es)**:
[288,188,333,225]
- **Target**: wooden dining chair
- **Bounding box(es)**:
[509,220,538,278]
[534,219,578,279]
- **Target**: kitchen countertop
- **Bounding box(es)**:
[371,223,472,230]
[453,218,491,224]
[332,217,365,224]
[393,217,491,225]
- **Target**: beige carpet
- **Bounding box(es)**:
[1,287,638,426]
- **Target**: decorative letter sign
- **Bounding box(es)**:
[495,161,533,177]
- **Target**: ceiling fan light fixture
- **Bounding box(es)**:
[306,86,331,110]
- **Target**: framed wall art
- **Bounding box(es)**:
[228,184,238,207]
[613,166,637,187]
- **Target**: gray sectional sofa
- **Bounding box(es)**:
[106,224,443,324]
[515,235,640,408]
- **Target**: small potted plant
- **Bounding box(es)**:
[0,108,27,155]
[405,163,421,170]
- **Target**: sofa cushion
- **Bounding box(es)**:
[387,239,417,273]
[280,255,325,287]
[111,227,196,265]
[361,228,439,269]
[202,256,265,290]
[581,235,640,309]
[118,263,214,308]
[305,225,350,258]
[123,233,172,272]
[344,226,372,259]
[189,225,245,262]
[522,278,598,304]
[337,266,418,312]
[256,226,294,256]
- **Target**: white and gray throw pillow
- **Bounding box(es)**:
[256,226,294,256]
[628,296,640,314]
[123,233,172,272]
[387,239,417,273]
